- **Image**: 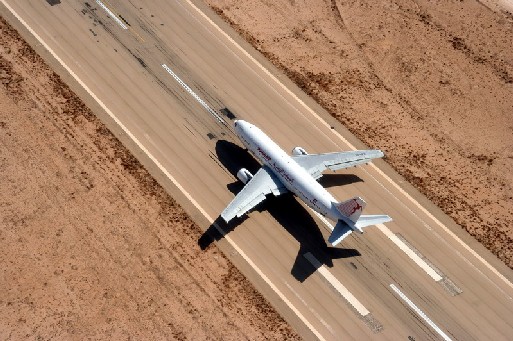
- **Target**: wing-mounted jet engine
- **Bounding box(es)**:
[292,146,308,156]
[237,168,253,184]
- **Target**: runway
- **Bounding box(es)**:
[2,0,513,339]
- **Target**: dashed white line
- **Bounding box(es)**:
[284,281,335,336]
[390,284,452,341]
[304,252,370,316]
[310,208,442,282]
[162,64,225,124]
[95,0,128,30]
[378,224,443,282]
[0,2,323,340]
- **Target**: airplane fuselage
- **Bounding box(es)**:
[235,120,341,220]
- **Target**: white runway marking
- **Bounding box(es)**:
[378,224,443,282]
[95,0,128,30]
[162,64,225,124]
[390,284,452,341]
[304,252,370,316]
[179,0,513,292]
[283,281,335,336]
[0,3,323,340]
[310,208,443,282]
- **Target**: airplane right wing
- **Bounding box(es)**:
[221,166,287,223]
[292,150,384,179]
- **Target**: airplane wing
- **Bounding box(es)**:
[221,166,288,222]
[292,150,384,179]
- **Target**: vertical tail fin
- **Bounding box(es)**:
[335,196,366,223]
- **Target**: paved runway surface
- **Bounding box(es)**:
[2,0,513,339]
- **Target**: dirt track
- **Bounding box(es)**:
[0,16,298,340]
[206,0,513,268]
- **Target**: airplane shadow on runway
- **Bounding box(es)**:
[198,140,362,282]
[319,173,363,189]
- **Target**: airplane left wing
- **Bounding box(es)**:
[221,166,287,222]
[293,150,384,179]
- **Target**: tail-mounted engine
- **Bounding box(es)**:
[237,168,253,184]
[292,146,308,156]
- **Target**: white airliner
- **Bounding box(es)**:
[221,120,392,246]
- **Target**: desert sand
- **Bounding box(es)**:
[206,0,513,268]
[0,16,298,340]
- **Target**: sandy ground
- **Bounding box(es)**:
[205,0,513,268]
[0,17,299,340]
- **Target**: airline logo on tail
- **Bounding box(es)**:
[336,197,366,223]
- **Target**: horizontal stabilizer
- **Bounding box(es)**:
[328,220,353,246]
[355,215,392,229]
[329,215,392,246]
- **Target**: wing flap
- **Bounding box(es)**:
[236,193,266,218]
[293,150,384,179]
